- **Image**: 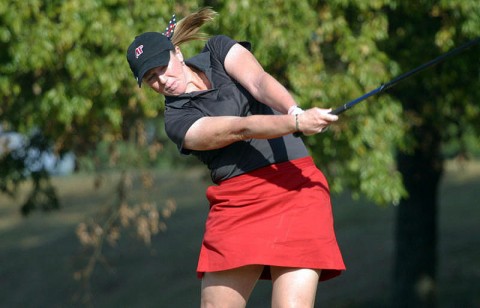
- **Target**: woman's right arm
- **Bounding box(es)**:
[183,108,337,151]
[223,43,298,114]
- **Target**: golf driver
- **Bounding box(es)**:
[330,36,480,115]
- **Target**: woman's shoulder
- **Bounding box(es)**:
[208,34,235,43]
[204,35,251,58]
[204,35,236,51]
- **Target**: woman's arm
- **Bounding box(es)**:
[183,108,337,151]
[183,41,338,151]
[184,114,295,151]
[223,43,299,114]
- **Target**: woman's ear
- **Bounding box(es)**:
[174,46,184,63]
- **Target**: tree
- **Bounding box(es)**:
[212,0,478,306]
[385,2,480,306]
[1,0,479,306]
[238,0,478,306]
[0,0,185,302]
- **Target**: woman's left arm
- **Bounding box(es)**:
[224,43,298,114]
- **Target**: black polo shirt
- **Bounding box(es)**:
[164,35,308,183]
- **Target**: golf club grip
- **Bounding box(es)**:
[330,105,347,115]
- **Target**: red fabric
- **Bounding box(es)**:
[197,156,345,281]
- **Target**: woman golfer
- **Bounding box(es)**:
[127,8,345,307]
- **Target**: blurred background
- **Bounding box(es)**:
[1,0,479,307]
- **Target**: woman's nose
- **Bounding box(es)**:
[158,74,167,84]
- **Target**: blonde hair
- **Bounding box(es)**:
[171,7,217,47]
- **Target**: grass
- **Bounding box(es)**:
[0,160,479,307]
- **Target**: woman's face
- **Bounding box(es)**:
[143,49,186,96]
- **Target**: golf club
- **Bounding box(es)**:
[330,36,480,115]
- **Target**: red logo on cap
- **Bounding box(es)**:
[135,45,144,59]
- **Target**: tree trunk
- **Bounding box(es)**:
[393,125,443,308]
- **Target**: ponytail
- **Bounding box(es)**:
[171,7,217,47]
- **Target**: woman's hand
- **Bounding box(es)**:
[296,108,338,135]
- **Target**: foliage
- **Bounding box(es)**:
[385,0,480,148]
[3,0,478,209]
[208,0,479,205]
[1,0,174,212]
[209,0,407,204]
[0,0,182,300]
[1,0,479,305]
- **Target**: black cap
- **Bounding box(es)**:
[127,32,175,87]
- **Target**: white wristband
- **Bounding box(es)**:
[288,105,304,115]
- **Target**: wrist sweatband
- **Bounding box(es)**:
[288,105,304,115]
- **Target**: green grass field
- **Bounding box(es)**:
[1,160,479,307]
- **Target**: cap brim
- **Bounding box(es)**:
[136,49,171,87]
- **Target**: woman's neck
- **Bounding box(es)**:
[185,66,211,92]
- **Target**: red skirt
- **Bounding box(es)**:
[197,156,345,281]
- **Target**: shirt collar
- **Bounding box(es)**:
[185,51,211,73]
[165,51,214,106]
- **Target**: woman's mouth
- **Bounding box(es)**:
[165,80,177,93]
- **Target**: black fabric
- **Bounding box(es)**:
[164,35,308,183]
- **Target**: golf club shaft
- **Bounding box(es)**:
[330,36,480,115]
